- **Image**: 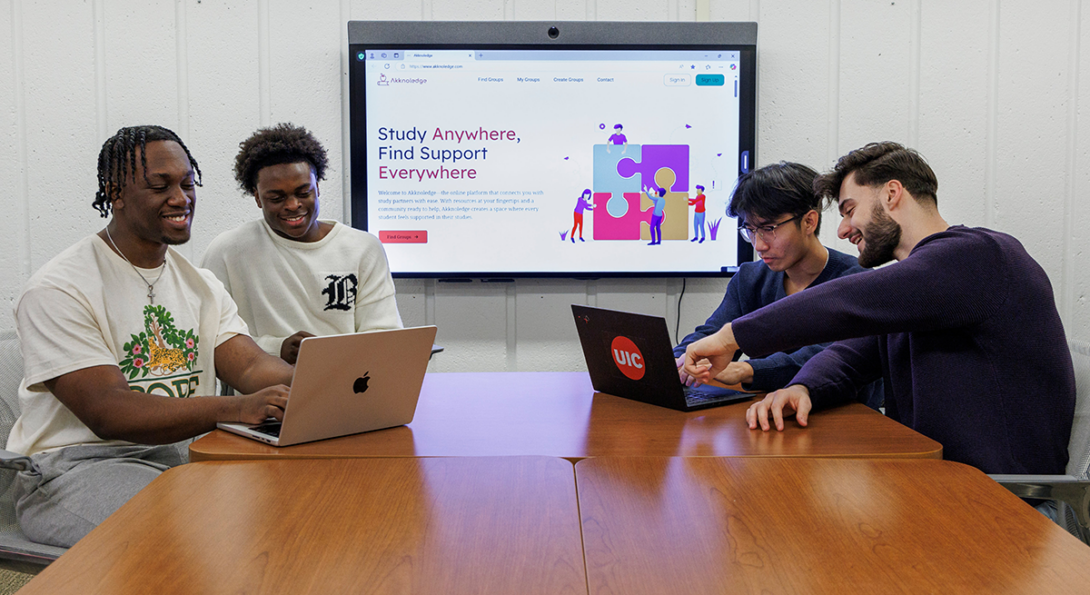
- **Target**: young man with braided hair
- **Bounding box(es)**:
[201,123,402,365]
[6,125,294,547]
[683,141,1075,478]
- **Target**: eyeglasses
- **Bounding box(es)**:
[738,213,803,244]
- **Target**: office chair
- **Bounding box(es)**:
[991,339,1090,545]
[0,331,67,572]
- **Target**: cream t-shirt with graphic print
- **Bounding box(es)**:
[8,234,249,456]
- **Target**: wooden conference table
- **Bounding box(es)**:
[576,457,1090,594]
[190,371,942,462]
[21,457,1090,594]
[18,457,586,595]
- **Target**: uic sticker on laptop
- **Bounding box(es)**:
[611,336,646,380]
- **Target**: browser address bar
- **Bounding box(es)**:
[406,63,465,70]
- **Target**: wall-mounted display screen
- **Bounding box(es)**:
[348,21,757,278]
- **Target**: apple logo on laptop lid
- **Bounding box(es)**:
[610,336,645,380]
[353,372,371,394]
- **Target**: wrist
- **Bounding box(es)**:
[788,383,811,399]
[204,392,245,422]
[209,396,241,424]
[715,323,738,354]
[738,362,754,384]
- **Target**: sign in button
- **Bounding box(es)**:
[696,74,725,86]
[379,230,428,244]
[663,74,691,87]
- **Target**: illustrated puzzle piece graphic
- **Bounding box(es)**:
[593,144,643,198]
[593,192,643,240]
[618,145,690,194]
[640,167,689,241]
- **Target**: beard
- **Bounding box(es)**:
[857,202,901,268]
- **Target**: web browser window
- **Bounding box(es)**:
[350,31,754,277]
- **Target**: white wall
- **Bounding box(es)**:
[2,0,1088,373]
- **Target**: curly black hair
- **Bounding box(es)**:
[93,125,202,218]
[234,123,328,195]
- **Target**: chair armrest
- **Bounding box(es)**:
[0,449,33,473]
[990,474,1090,531]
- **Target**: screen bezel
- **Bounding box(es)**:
[348,21,757,279]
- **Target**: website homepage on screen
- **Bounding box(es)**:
[362,49,743,275]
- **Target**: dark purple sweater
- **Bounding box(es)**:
[732,226,1074,474]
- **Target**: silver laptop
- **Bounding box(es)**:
[217,326,437,446]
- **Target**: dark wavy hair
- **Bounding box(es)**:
[814,141,938,206]
[234,123,328,194]
[728,161,826,234]
[93,125,202,218]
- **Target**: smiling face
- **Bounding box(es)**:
[837,172,902,268]
[254,161,322,242]
[110,140,196,249]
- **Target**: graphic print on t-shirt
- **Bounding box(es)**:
[322,273,359,311]
[119,305,199,381]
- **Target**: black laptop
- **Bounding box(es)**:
[571,305,757,411]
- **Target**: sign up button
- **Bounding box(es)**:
[696,74,725,86]
[379,230,428,244]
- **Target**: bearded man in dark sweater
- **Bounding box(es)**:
[683,141,1075,476]
[673,161,882,410]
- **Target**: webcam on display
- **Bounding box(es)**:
[548,26,559,39]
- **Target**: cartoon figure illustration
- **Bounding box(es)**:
[643,186,666,245]
[572,188,595,243]
[689,184,707,243]
[590,139,697,243]
[606,124,628,154]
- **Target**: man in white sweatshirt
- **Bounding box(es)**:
[201,123,402,365]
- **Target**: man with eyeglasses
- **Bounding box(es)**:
[683,142,1074,479]
[675,161,882,409]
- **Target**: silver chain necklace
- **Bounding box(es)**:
[105,227,166,304]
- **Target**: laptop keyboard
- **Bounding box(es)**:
[250,421,283,438]
[683,387,748,408]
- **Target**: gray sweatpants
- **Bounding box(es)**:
[13,443,187,548]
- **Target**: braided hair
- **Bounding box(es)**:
[234,123,328,195]
[93,125,203,218]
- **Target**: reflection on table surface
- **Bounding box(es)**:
[576,457,1090,594]
[19,457,586,595]
[191,371,942,462]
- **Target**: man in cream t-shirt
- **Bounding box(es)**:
[8,125,294,548]
[12,236,245,453]
[201,123,402,365]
